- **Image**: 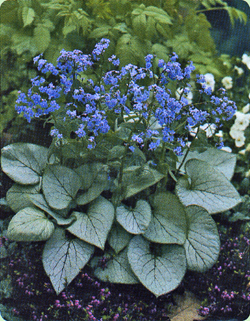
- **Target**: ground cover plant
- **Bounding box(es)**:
[0,38,242,302]
[186,217,250,320]
[0,237,174,320]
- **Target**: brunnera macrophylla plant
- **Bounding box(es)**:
[0,39,242,297]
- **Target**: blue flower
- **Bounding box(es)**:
[15,40,237,156]
[92,38,110,60]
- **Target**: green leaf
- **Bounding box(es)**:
[144,193,187,245]
[94,248,138,284]
[42,165,82,211]
[76,163,108,205]
[1,143,48,185]
[108,146,126,161]
[6,183,40,213]
[184,205,220,272]
[7,207,55,242]
[22,6,35,27]
[176,159,241,214]
[11,31,38,56]
[67,196,115,249]
[34,25,51,53]
[145,16,156,40]
[226,6,247,26]
[108,222,132,254]
[144,6,172,25]
[152,43,170,63]
[128,236,186,297]
[115,34,151,67]
[122,164,164,199]
[132,13,146,40]
[43,227,94,294]
[0,0,18,24]
[116,200,151,234]
[89,26,112,39]
[178,147,237,180]
[28,194,75,226]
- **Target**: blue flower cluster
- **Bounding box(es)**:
[15,38,237,154]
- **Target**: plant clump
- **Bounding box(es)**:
[0,39,241,298]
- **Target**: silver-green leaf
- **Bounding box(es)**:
[94,248,139,284]
[108,222,132,254]
[6,183,40,213]
[144,192,186,244]
[127,235,186,297]
[1,143,48,184]
[178,147,236,180]
[76,163,108,205]
[176,159,241,214]
[184,205,220,272]
[67,196,115,249]
[42,165,82,210]
[116,200,151,234]
[28,193,75,226]
[43,227,94,294]
[7,207,55,241]
[122,164,164,199]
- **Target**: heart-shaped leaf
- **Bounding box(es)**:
[144,193,186,244]
[1,143,48,184]
[7,207,55,241]
[42,165,82,211]
[76,184,106,206]
[76,163,109,206]
[28,194,75,226]
[116,200,151,234]
[176,159,241,214]
[75,162,108,190]
[178,147,236,180]
[128,235,186,297]
[6,183,40,213]
[94,248,139,284]
[43,227,94,294]
[67,196,115,249]
[108,222,132,254]
[184,205,220,272]
[121,164,164,199]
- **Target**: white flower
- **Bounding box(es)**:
[242,103,250,114]
[190,123,216,138]
[221,146,232,153]
[242,53,250,69]
[204,73,215,92]
[234,66,244,75]
[234,111,249,130]
[200,123,216,137]
[221,76,233,90]
[230,129,246,147]
[239,149,246,155]
[176,87,193,104]
[230,125,241,139]
[215,130,223,138]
